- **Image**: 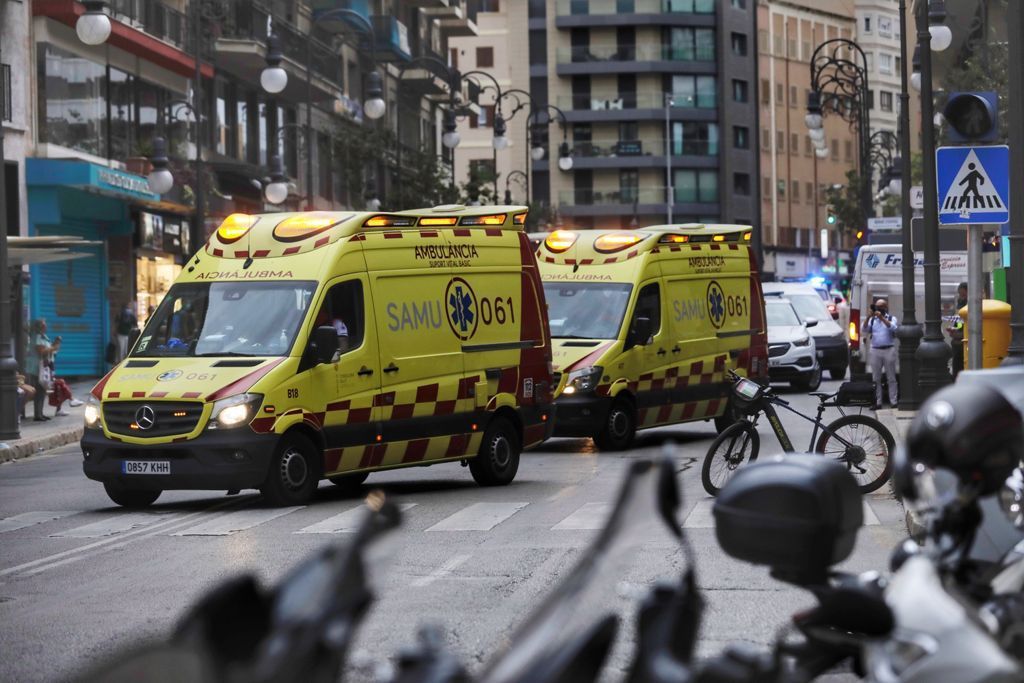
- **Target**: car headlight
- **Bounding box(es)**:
[562,366,603,395]
[208,393,263,430]
[84,396,102,429]
[793,337,810,347]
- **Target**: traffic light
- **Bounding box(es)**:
[943,92,999,143]
[826,210,837,226]
[855,228,867,246]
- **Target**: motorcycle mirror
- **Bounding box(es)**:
[891,447,919,502]
[811,584,894,640]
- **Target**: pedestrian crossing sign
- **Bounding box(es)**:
[936,145,1010,225]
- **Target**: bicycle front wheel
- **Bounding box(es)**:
[702,421,760,496]
[815,414,895,493]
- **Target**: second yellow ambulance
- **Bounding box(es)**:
[83,206,553,507]
[537,225,768,449]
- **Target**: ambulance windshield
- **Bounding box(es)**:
[132,281,317,357]
[544,282,632,340]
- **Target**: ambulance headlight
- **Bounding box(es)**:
[84,396,102,429]
[209,393,263,429]
[565,366,603,395]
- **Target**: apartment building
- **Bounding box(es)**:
[511,0,759,231]
[758,0,858,280]
[25,0,473,376]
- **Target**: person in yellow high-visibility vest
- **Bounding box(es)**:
[948,282,967,377]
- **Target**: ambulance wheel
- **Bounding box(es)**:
[594,399,636,451]
[103,483,161,509]
[470,417,520,486]
[329,471,369,495]
[261,433,320,506]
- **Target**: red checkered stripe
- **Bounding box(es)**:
[323,433,485,476]
[206,235,335,259]
[349,227,511,243]
[104,390,204,400]
[651,244,742,254]
[618,354,729,428]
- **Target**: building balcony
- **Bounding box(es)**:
[108,0,189,51]
[372,15,413,62]
[557,138,718,170]
[555,44,716,76]
[423,0,480,36]
[310,0,371,28]
[557,187,719,217]
[555,0,716,28]
[554,92,717,123]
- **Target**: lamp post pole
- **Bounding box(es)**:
[1003,0,1024,365]
[914,0,952,396]
[0,0,19,440]
[895,0,922,408]
[665,93,673,223]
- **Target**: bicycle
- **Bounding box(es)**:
[701,371,895,496]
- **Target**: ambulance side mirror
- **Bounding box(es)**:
[627,316,652,349]
[311,326,340,365]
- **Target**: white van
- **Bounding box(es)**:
[849,245,967,375]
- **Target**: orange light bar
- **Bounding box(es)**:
[419,217,458,226]
[273,213,341,243]
[513,212,528,225]
[712,234,726,242]
[595,232,646,253]
[545,230,577,253]
[848,322,859,342]
[658,234,689,244]
[460,214,507,226]
[363,215,417,228]
[216,213,255,243]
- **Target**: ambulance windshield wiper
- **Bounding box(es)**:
[553,334,598,340]
[195,351,257,357]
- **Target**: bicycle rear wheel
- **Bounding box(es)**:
[815,414,894,493]
[702,421,760,497]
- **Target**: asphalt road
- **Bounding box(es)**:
[0,379,907,682]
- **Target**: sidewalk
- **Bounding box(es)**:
[0,378,97,463]
[876,406,922,536]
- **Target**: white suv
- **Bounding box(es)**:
[764,283,849,380]
[765,298,821,390]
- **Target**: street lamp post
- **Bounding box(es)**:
[0,0,19,440]
[498,89,572,207]
[146,99,204,242]
[1004,0,1024,365]
[914,0,953,397]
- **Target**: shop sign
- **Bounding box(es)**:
[93,167,159,200]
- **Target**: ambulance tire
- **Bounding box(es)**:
[470,417,520,486]
[329,471,370,495]
[104,483,161,509]
[594,399,636,451]
[261,432,321,506]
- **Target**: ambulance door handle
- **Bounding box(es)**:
[357,366,374,377]
[656,348,667,356]
[671,346,681,354]
[383,363,400,374]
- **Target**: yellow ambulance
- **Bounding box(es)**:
[83,206,554,508]
[537,224,768,449]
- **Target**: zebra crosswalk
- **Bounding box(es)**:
[0,498,883,542]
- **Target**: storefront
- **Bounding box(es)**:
[26,159,189,376]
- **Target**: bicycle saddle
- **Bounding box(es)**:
[809,392,835,400]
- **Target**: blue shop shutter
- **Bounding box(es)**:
[33,224,105,377]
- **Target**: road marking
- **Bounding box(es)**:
[20,555,87,578]
[862,500,880,526]
[552,503,611,530]
[171,507,303,536]
[411,554,471,588]
[682,500,716,528]
[296,503,417,534]
[0,511,79,533]
[51,513,170,538]
[0,497,249,579]
[425,502,528,532]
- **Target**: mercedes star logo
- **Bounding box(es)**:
[134,405,156,431]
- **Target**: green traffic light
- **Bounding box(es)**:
[826,214,837,225]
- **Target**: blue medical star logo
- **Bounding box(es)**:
[707,281,726,329]
[444,277,479,341]
[449,285,475,332]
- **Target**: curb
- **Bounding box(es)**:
[0,426,83,463]
[875,407,925,538]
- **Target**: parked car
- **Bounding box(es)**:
[764,297,821,390]
[763,282,849,380]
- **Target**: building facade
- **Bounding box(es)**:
[757,0,858,280]
[505,0,760,231]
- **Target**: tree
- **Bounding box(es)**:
[824,169,867,236]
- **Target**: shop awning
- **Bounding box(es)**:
[7,236,103,266]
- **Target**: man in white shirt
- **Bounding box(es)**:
[864,298,899,408]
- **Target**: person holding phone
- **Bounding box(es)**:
[864,298,899,409]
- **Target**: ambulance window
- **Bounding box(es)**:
[633,283,661,335]
[320,280,364,355]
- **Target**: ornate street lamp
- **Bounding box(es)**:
[146,137,174,195]
[260,33,288,95]
[263,155,289,205]
[75,1,112,46]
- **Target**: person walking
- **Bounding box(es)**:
[115,302,138,362]
[25,319,53,422]
[864,298,899,409]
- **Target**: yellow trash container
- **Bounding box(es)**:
[960,299,1013,368]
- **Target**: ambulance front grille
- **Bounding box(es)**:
[103,401,204,438]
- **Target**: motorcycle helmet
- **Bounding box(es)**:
[906,383,1023,496]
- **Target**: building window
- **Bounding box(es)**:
[776,130,784,152]
[863,15,872,33]
[731,32,748,56]
[878,15,893,38]
[805,181,814,203]
[665,27,715,61]
[734,173,751,196]
[831,139,839,160]
[789,85,798,107]
[480,0,500,11]
[469,158,496,185]
[731,0,746,8]
[449,47,459,69]
[673,121,719,155]
[1,64,10,122]
[761,128,770,151]
[732,80,748,103]
[674,169,718,203]
[777,180,786,199]
[880,90,893,112]
[476,47,494,68]
[878,53,894,75]
[671,74,716,108]
[733,126,749,149]
[802,41,811,60]
[790,133,799,153]
[844,140,853,160]
[620,169,639,203]
[760,79,771,104]
[758,30,769,54]
[792,181,800,201]
[529,34,547,65]
[667,0,715,13]
[868,89,875,109]
[804,135,812,156]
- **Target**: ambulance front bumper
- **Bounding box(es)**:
[551,394,611,438]
[81,428,276,491]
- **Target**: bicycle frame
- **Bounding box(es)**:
[747,395,858,454]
